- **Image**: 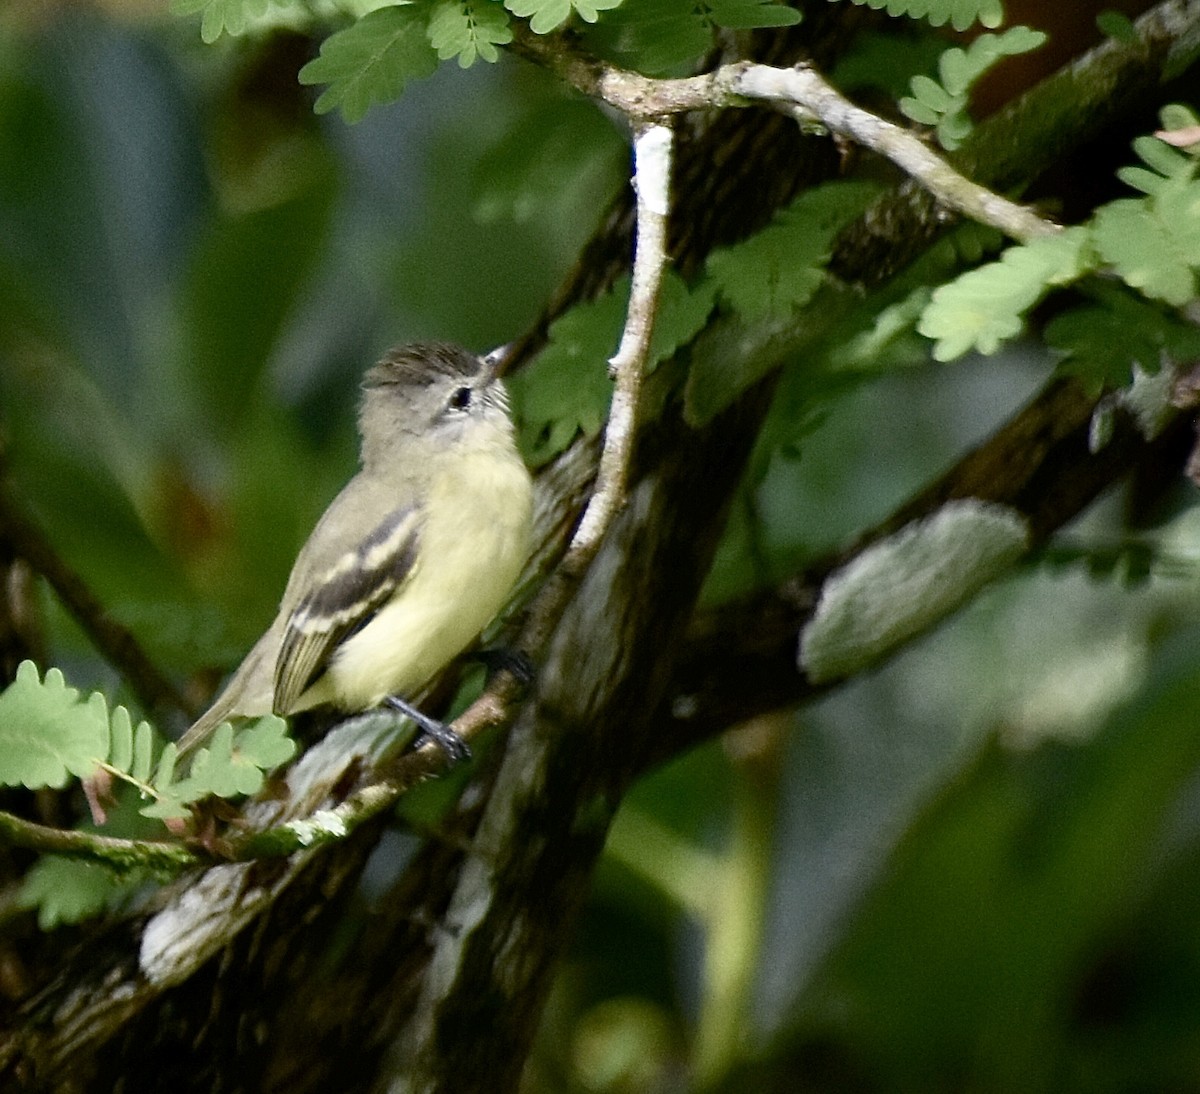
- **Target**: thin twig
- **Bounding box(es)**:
[0,808,200,874]
[0,489,193,719]
[729,64,1059,243]
[552,122,673,580]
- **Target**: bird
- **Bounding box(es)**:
[174,341,533,762]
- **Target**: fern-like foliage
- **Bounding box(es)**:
[1047,285,1200,393]
[139,718,297,820]
[1094,129,1200,307]
[19,854,134,930]
[0,663,297,928]
[571,0,802,75]
[298,4,440,123]
[899,26,1047,149]
[0,662,110,789]
[0,663,284,926]
[705,181,880,323]
[15,782,172,929]
[0,661,297,822]
[918,106,1200,379]
[170,0,270,44]
[514,181,882,461]
[512,270,716,463]
[504,0,623,35]
[918,227,1095,360]
[834,0,1003,32]
[429,0,514,65]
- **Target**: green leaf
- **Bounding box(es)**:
[918,227,1095,360]
[1092,196,1199,307]
[132,719,155,784]
[171,0,269,43]
[650,271,720,364]
[15,783,166,927]
[708,0,801,30]
[0,660,294,822]
[1116,165,1168,196]
[937,46,975,96]
[1154,175,1200,252]
[139,796,194,822]
[183,723,243,795]
[909,74,953,111]
[154,742,179,790]
[831,32,949,99]
[827,286,934,373]
[234,715,298,768]
[1131,134,1193,180]
[0,662,108,789]
[1046,295,1169,392]
[573,0,623,19]
[585,0,796,74]
[512,269,716,463]
[298,4,439,123]
[109,705,134,774]
[898,97,943,127]
[505,0,621,34]
[936,110,974,149]
[987,24,1047,53]
[838,0,1003,32]
[18,856,132,930]
[1096,10,1139,44]
[1160,102,1200,135]
[505,0,568,33]
[140,715,295,818]
[1047,284,1200,394]
[587,0,711,73]
[1116,129,1200,196]
[428,0,513,66]
[512,290,622,463]
[706,181,881,324]
[901,28,1045,149]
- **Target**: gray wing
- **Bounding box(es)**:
[273,504,421,714]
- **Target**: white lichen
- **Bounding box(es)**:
[287,809,349,846]
[799,499,1031,683]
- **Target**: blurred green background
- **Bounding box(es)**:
[4,6,1200,1092]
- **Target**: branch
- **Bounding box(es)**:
[659,378,1190,764]
[575,122,673,561]
[732,63,1058,242]
[0,809,198,875]
[510,33,1057,243]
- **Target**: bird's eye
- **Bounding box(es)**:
[448,386,473,411]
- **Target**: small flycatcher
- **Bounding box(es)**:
[175,341,533,759]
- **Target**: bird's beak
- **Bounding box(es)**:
[481,343,511,381]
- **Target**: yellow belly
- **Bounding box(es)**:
[317,447,532,711]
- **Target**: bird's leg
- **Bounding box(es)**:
[384,695,471,763]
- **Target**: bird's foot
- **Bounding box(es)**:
[384,695,471,763]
